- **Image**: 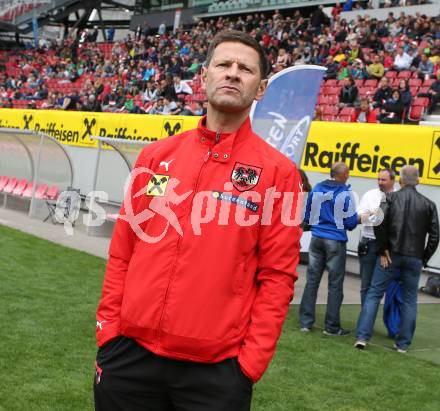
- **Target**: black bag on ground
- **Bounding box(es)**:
[420,275,440,298]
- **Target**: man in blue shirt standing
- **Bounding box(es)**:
[299,162,358,335]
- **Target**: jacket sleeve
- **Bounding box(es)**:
[95,148,150,347]
[238,164,302,383]
[343,189,358,231]
[374,195,391,255]
[424,202,440,265]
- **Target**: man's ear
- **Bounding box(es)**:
[254,78,268,102]
[201,66,208,90]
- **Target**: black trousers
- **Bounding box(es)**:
[94,336,253,411]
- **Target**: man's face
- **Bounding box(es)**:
[202,42,267,114]
[380,78,388,89]
[378,171,394,193]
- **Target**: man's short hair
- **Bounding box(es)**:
[400,165,419,186]
[378,168,396,180]
[205,30,270,79]
[330,162,348,178]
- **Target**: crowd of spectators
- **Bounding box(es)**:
[0,6,439,123]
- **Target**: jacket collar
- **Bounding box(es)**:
[196,115,252,163]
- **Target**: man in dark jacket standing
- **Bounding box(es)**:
[299,162,358,335]
[355,166,439,352]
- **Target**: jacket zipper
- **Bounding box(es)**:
[156,144,213,345]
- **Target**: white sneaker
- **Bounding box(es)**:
[354,340,367,349]
[300,327,311,332]
[393,344,407,354]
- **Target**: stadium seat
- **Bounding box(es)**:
[398,71,411,80]
[337,115,351,122]
[418,86,430,94]
[413,97,429,108]
[325,79,338,87]
[325,87,340,96]
[2,177,18,193]
[35,184,49,199]
[11,179,29,196]
[385,71,397,79]
[409,87,419,97]
[45,185,59,200]
[423,78,435,87]
[364,79,378,88]
[327,95,339,105]
[322,105,339,116]
[407,105,425,122]
[0,176,9,191]
[409,79,422,87]
[339,107,355,116]
[322,115,335,121]
[355,79,364,87]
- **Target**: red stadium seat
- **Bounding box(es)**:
[327,95,339,105]
[409,87,419,97]
[22,183,34,198]
[325,87,340,96]
[45,185,59,200]
[2,177,18,193]
[418,86,430,94]
[398,71,411,79]
[413,97,429,107]
[385,71,397,79]
[337,115,351,122]
[408,105,425,122]
[12,179,28,196]
[423,78,435,87]
[321,105,339,116]
[35,184,49,199]
[355,79,364,87]
[339,107,355,116]
[325,79,338,87]
[409,79,422,87]
[0,176,9,191]
[321,115,334,121]
[364,79,378,88]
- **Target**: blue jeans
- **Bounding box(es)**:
[356,253,422,349]
[359,238,378,306]
[299,236,347,332]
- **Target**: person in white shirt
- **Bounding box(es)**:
[161,97,178,114]
[393,47,411,71]
[357,169,396,306]
[173,76,193,95]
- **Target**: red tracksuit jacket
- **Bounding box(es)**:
[96,116,302,382]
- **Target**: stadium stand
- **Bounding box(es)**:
[0,6,439,123]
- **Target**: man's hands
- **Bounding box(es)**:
[380,250,392,268]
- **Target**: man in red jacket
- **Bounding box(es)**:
[94,30,302,410]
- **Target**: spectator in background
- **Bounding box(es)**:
[337,60,350,80]
[143,62,156,82]
[143,80,157,103]
[351,98,377,123]
[426,69,440,113]
[82,94,102,112]
[393,47,411,71]
[324,55,339,79]
[356,169,396,306]
[355,166,439,353]
[299,162,358,336]
[174,76,193,95]
[339,77,359,108]
[417,53,434,80]
[373,77,392,108]
[366,55,385,79]
[161,96,178,114]
[379,89,404,124]
[398,79,412,110]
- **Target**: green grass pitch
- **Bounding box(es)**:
[0,225,439,411]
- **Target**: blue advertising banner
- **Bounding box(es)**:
[250,65,326,166]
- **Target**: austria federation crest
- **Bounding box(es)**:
[231,162,262,192]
